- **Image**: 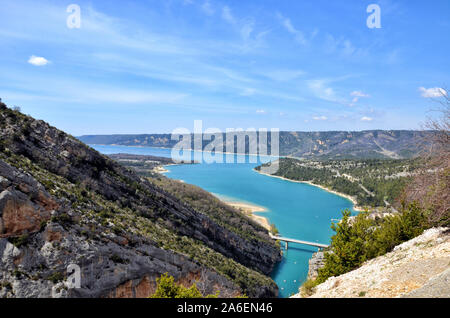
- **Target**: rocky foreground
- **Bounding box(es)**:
[293,227,449,298]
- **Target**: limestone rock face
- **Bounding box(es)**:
[307,251,325,281]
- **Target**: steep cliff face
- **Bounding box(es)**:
[0,103,281,298]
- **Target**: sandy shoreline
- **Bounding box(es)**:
[255,169,364,212]
[222,200,272,231]
[153,163,183,174]
[152,166,169,173]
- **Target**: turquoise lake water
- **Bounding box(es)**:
[92,145,355,298]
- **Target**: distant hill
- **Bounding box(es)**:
[79,130,431,160]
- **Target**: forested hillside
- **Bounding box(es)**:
[256,157,420,208]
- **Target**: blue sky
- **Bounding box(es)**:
[0,0,449,135]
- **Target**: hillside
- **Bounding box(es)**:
[78,130,431,159]
[0,102,281,298]
[292,227,450,298]
[256,157,420,208]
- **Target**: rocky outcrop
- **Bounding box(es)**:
[0,104,280,298]
[0,222,241,298]
[307,251,325,281]
[293,227,450,298]
[0,160,57,238]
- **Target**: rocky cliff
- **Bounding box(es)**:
[0,102,281,298]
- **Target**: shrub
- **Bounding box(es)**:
[150,273,218,298]
[51,213,73,226]
[270,224,279,235]
[0,281,12,290]
[300,279,319,297]
[8,234,29,248]
[110,254,128,264]
[47,272,64,284]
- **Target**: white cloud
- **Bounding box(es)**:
[276,13,307,46]
[419,87,447,98]
[222,6,235,24]
[313,116,327,121]
[307,79,336,102]
[201,0,214,16]
[341,40,355,56]
[241,88,256,96]
[260,69,305,82]
[28,55,49,66]
[349,91,370,106]
[80,88,188,104]
[324,34,365,59]
[240,22,254,41]
[361,116,373,121]
[256,109,266,114]
[281,17,296,34]
[350,91,369,97]
[221,6,256,42]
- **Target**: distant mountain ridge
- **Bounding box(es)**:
[79,130,432,159]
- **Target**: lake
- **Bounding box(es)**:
[92,145,355,298]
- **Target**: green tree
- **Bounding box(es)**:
[316,210,373,283]
[315,204,428,284]
[150,273,218,298]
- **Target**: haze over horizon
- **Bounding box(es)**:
[0,0,449,135]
